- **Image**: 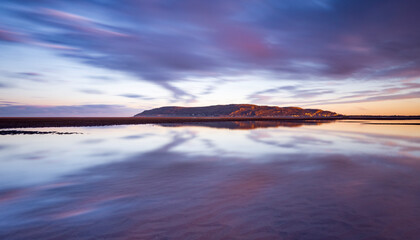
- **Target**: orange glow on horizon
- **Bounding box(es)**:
[311,98,420,115]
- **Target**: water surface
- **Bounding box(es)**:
[0,120,419,239]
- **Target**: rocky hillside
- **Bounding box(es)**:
[134,104,340,117]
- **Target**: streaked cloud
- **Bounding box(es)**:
[118,93,154,100]
[3,1,420,85]
[0,29,24,43]
[0,0,419,114]
[0,104,137,117]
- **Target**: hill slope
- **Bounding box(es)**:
[134,104,340,117]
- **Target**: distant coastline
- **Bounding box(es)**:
[134,104,341,118]
[0,115,419,129]
[2,104,418,129]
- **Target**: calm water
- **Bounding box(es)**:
[0,120,419,240]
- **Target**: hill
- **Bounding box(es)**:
[134,104,340,117]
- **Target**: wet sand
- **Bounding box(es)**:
[0,130,80,135]
[0,116,419,129]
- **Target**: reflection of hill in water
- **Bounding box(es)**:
[158,120,335,130]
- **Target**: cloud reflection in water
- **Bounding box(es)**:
[0,120,419,239]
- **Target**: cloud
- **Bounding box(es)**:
[88,76,115,82]
[247,80,420,106]
[310,81,420,105]
[1,0,420,101]
[118,93,154,100]
[0,104,137,117]
[0,82,10,88]
[0,29,24,43]
[322,90,420,105]
[13,72,47,83]
[19,72,42,77]
[248,85,335,103]
[118,94,142,98]
[79,89,104,94]
[0,100,17,105]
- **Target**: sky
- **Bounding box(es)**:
[0,0,419,116]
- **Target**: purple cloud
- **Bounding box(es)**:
[19,72,41,77]
[0,104,137,117]
[1,0,420,100]
[0,29,23,43]
[118,93,153,100]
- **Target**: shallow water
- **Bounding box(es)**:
[0,120,419,239]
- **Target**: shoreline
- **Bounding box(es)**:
[0,116,419,129]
